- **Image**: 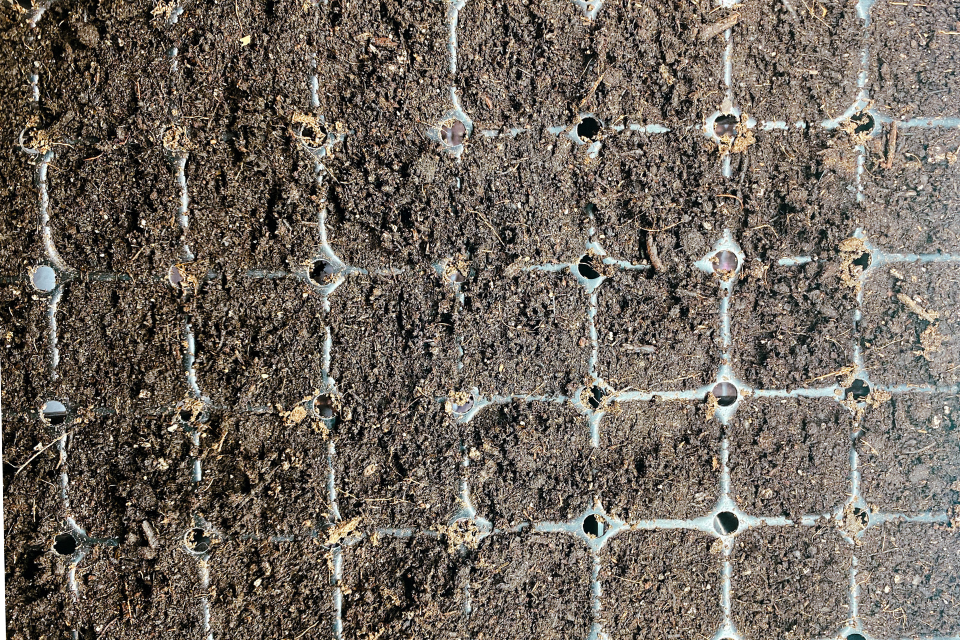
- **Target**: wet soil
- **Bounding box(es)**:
[3,0,960,638]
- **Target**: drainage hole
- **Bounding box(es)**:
[310,260,336,284]
[853,507,869,528]
[577,117,601,142]
[583,514,605,538]
[851,112,876,135]
[53,532,78,556]
[587,386,606,410]
[713,250,739,274]
[316,395,337,421]
[41,400,67,426]
[31,265,56,292]
[846,379,870,401]
[168,265,184,286]
[714,114,738,138]
[441,119,467,146]
[179,409,193,423]
[185,528,211,553]
[711,382,738,407]
[577,255,602,281]
[451,395,474,415]
[714,511,739,535]
[852,251,871,269]
[847,635,867,640]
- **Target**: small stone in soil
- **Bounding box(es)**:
[168,265,184,286]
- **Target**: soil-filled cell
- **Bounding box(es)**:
[0,285,53,409]
[459,268,590,397]
[463,401,591,527]
[732,525,851,640]
[732,258,858,389]
[590,131,728,266]
[732,0,862,122]
[596,268,719,391]
[860,522,960,637]
[57,281,187,412]
[330,270,457,413]
[599,529,723,640]
[189,132,321,272]
[870,0,960,119]
[458,0,593,129]
[315,0,448,130]
[730,398,852,520]
[334,400,462,530]
[198,412,330,534]
[861,128,960,255]
[70,412,194,540]
[341,534,465,640]
[858,394,960,514]
[594,400,720,522]
[738,128,861,259]
[468,531,593,640]
[591,0,728,126]
[194,275,327,411]
[209,539,332,639]
[861,262,960,387]
[46,141,182,275]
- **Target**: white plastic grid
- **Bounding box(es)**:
[7,0,960,639]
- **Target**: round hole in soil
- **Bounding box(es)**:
[847,635,866,640]
[451,395,474,415]
[315,395,337,420]
[583,514,605,538]
[711,382,738,407]
[851,112,876,135]
[53,532,78,555]
[853,507,870,527]
[588,385,606,410]
[714,114,738,138]
[31,265,56,292]
[714,511,739,535]
[713,250,739,274]
[310,260,336,284]
[577,117,601,142]
[168,265,184,286]
[185,528,211,553]
[179,409,193,423]
[440,119,467,146]
[846,379,870,401]
[852,251,871,269]
[577,255,602,280]
[41,400,67,425]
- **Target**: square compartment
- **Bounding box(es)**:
[595,399,720,522]
[729,397,852,520]
[463,400,591,526]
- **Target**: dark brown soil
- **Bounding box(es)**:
[595,399,720,522]
[729,398,852,520]
[341,533,464,640]
[463,401,591,527]
[3,0,960,637]
[859,521,960,637]
[595,268,719,392]
[732,0,863,122]
[861,262,960,387]
[858,394,960,514]
[731,524,852,640]
[870,0,960,119]
[599,529,723,640]
[467,531,593,640]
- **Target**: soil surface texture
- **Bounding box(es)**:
[3,0,960,639]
